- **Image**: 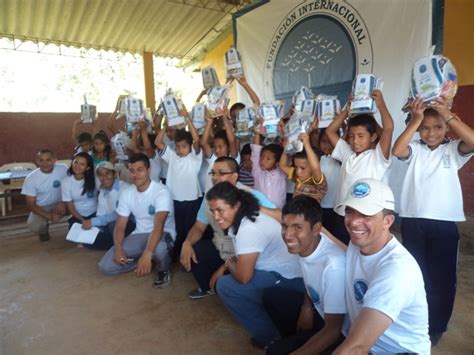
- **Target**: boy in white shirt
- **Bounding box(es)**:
[325,90,394,244]
[155,111,202,260]
[264,195,347,354]
[98,153,176,288]
[392,96,474,345]
[333,179,430,354]
[21,149,68,241]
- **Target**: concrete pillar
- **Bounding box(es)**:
[142,52,156,111]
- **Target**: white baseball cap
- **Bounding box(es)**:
[336,178,395,216]
[95,161,115,174]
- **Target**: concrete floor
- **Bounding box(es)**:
[0,220,473,354]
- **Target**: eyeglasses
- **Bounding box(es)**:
[208,171,235,177]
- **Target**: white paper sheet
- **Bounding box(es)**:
[66,223,100,245]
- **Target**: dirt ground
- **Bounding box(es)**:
[0,217,473,354]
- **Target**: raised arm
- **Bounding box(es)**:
[301,131,323,181]
[326,105,348,148]
[279,137,292,176]
[137,121,155,158]
[154,125,166,151]
[201,112,214,157]
[392,98,425,159]
[237,76,260,108]
[107,112,120,135]
[253,116,264,145]
[372,90,394,159]
[72,119,81,142]
[195,88,208,103]
[152,111,164,134]
[221,107,239,158]
[183,106,201,154]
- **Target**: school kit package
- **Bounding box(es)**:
[235,108,257,138]
[349,74,383,116]
[111,132,132,161]
[207,85,231,118]
[292,87,314,108]
[191,103,206,135]
[225,47,244,79]
[258,102,283,139]
[402,55,458,112]
[161,92,186,128]
[80,96,97,123]
[284,111,313,154]
[315,95,341,128]
[202,66,220,89]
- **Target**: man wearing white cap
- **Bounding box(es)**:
[333,178,431,354]
[80,161,134,250]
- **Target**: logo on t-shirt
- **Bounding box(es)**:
[148,205,155,215]
[87,191,95,198]
[53,180,61,188]
[308,286,320,305]
[353,279,368,303]
[442,153,451,168]
[351,182,370,198]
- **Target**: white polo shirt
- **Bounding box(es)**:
[399,140,472,221]
[159,146,202,201]
[228,213,302,280]
[331,140,391,216]
[61,175,98,217]
[21,164,68,206]
[319,155,341,209]
[345,237,430,354]
[116,180,176,239]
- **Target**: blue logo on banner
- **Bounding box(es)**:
[353,280,368,303]
[53,180,61,188]
[308,286,320,305]
[148,205,155,215]
[351,182,370,198]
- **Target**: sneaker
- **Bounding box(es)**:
[188,288,215,300]
[153,270,171,288]
[39,233,50,242]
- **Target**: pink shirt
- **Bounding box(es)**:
[251,144,287,209]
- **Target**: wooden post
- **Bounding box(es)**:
[142,52,156,111]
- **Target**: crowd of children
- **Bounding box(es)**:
[20,68,474,353]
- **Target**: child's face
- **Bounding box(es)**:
[241,154,252,171]
[175,140,192,157]
[93,139,106,153]
[259,150,278,171]
[79,141,93,153]
[214,138,229,158]
[294,158,311,180]
[347,126,376,154]
[419,114,447,150]
[319,132,334,156]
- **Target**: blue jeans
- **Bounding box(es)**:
[216,270,305,346]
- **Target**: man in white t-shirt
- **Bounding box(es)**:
[98,153,176,288]
[333,179,430,354]
[21,149,68,241]
[264,195,347,354]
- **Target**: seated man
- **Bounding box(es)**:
[80,161,134,250]
[333,179,430,354]
[180,156,277,300]
[98,153,176,289]
[21,149,68,242]
[264,195,347,354]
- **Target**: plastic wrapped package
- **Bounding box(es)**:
[206,85,231,118]
[80,96,97,123]
[191,103,206,135]
[296,99,317,116]
[225,47,244,79]
[162,92,186,128]
[111,132,132,161]
[284,112,313,154]
[258,103,283,139]
[235,108,257,138]
[292,87,314,107]
[202,66,220,89]
[349,74,383,116]
[316,98,341,128]
[411,55,457,103]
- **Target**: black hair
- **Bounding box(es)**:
[423,108,443,119]
[77,132,93,143]
[261,143,284,162]
[282,195,323,228]
[68,152,96,195]
[92,131,112,160]
[347,114,377,136]
[213,129,230,147]
[240,143,251,157]
[128,153,150,169]
[293,150,308,161]
[38,149,54,157]
[230,102,246,115]
[206,181,259,234]
[214,156,240,175]
[175,128,193,146]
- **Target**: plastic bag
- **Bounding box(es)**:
[202,66,220,89]
[296,99,317,116]
[316,98,341,128]
[292,87,314,107]
[161,92,186,128]
[284,112,313,154]
[236,108,257,138]
[111,132,131,161]
[191,103,206,135]
[225,47,244,79]
[349,74,383,116]
[80,95,97,123]
[206,85,231,118]
[258,103,283,139]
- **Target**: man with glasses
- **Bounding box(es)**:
[180,156,278,299]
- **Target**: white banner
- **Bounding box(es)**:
[235,0,433,211]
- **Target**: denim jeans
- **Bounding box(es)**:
[216,270,305,346]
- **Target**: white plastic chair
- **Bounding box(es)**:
[56,159,72,168]
[0,162,37,215]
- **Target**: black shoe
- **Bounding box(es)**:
[187,287,215,300]
[250,337,267,350]
[39,233,50,242]
[153,270,171,288]
[429,332,443,346]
